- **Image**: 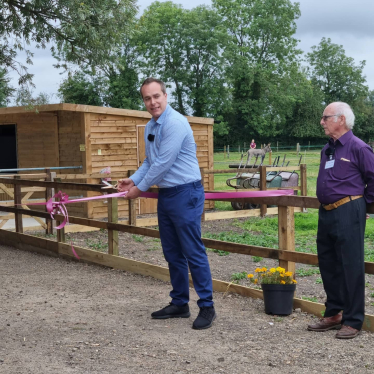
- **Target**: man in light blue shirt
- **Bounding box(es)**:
[117,77,215,330]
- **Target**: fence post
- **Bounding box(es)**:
[13,176,23,233]
[259,165,267,217]
[278,205,295,275]
[200,168,206,222]
[45,168,53,236]
[224,145,226,159]
[227,145,230,159]
[300,164,307,213]
[238,145,240,153]
[296,143,300,155]
[108,196,119,256]
[128,170,137,226]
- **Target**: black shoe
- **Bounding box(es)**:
[151,303,190,319]
[192,306,216,330]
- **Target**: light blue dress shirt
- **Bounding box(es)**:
[130,105,201,191]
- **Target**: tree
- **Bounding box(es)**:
[0,68,15,107]
[0,0,137,85]
[58,71,104,106]
[213,0,302,142]
[135,2,229,118]
[102,42,143,110]
[15,86,51,106]
[306,38,370,140]
[306,38,368,105]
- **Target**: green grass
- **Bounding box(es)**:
[132,235,144,242]
[302,296,318,302]
[315,277,323,284]
[252,256,262,262]
[296,268,321,277]
[85,239,107,252]
[231,271,248,283]
[207,248,230,256]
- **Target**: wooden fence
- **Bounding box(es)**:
[1,176,374,332]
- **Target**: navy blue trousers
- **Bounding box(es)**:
[157,181,213,308]
[317,197,366,330]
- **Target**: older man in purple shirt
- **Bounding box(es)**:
[308,102,374,339]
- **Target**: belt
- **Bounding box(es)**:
[322,195,363,211]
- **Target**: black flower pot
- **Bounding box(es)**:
[261,283,296,315]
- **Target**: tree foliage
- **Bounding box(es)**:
[306,38,371,140]
[306,38,368,105]
[58,71,104,106]
[135,2,229,118]
[213,0,302,141]
[0,68,15,107]
[0,0,138,85]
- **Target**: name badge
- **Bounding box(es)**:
[325,160,335,169]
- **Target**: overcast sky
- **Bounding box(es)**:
[7,0,374,103]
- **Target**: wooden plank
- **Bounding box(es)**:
[300,164,307,197]
[0,178,105,192]
[13,176,23,233]
[260,165,267,217]
[278,206,295,275]
[45,169,53,235]
[128,170,137,225]
[108,197,119,256]
[0,183,14,198]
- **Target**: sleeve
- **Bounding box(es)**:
[129,157,150,187]
[359,146,374,203]
[136,119,188,191]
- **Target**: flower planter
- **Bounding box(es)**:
[261,283,296,315]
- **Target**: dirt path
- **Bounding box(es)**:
[1,244,374,374]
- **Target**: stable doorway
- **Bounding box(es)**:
[0,124,17,172]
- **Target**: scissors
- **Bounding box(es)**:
[101,180,118,190]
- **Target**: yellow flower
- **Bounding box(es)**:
[285,271,293,277]
[292,279,297,284]
[255,268,261,273]
[276,267,285,273]
[247,274,254,278]
[280,274,284,277]
[270,268,276,273]
[254,279,258,284]
[262,267,267,272]
[280,280,286,284]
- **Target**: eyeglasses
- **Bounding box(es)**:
[321,114,340,121]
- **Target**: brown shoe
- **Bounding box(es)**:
[335,325,360,339]
[307,313,342,332]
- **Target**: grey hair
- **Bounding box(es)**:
[333,102,355,129]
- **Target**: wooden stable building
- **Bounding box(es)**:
[0,104,214,219]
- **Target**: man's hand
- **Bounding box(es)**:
[126,186,142,199]
[117,178,134,192]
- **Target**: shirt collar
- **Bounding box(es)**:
[151,104,170,126]
[332,130,353,146]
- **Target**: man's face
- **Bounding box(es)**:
[320,104,344,140]
[141,82,168,120]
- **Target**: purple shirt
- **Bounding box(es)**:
[316,130,374,204]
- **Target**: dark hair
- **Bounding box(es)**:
[140,77,167,98]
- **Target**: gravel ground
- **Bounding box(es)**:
[1,217,374,373]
